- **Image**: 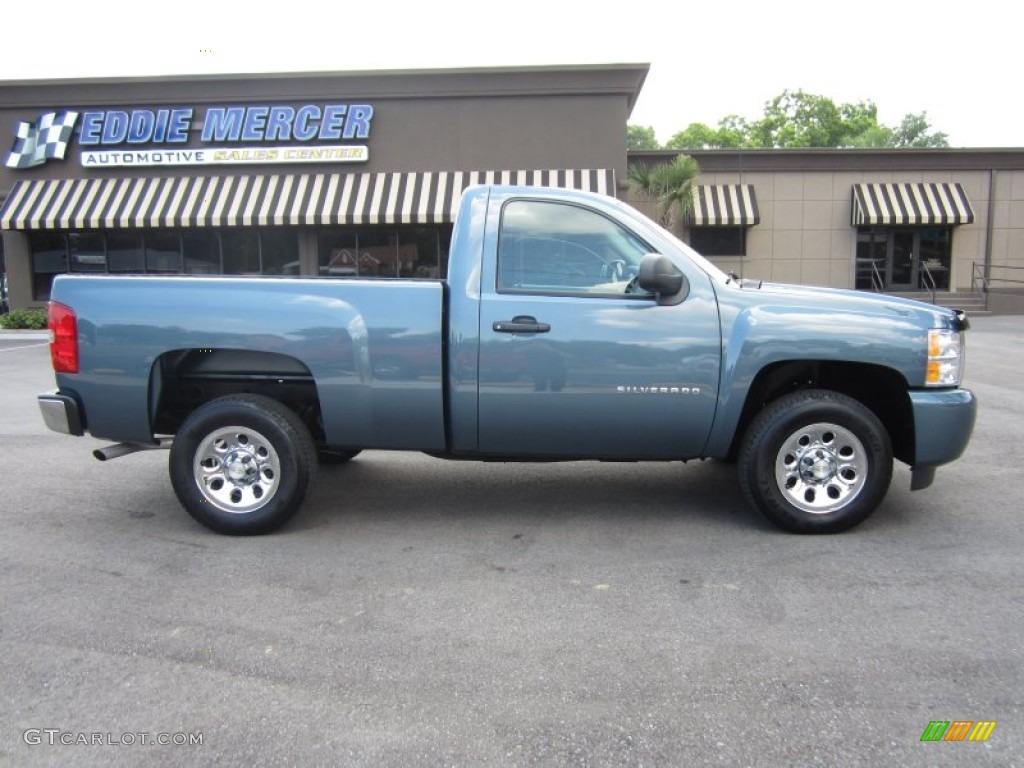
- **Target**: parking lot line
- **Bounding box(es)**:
[0,342,49,352]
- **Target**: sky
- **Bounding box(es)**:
[2,0,1021,148]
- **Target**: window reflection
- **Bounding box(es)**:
[221,231,260,275]
[25,225,440,297]
[68,233,106,273]
[317,225,447,278]
[261,229,300,275]
[498,201,652,295]
[319,230,358,276]
[357,229,398,277]
[144,231,183,273]
[400,226,444,278]
[108,232,146,273]
[183,231,220,274]
[29,232,67,300]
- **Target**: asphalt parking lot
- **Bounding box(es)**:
[0,317,1021,767]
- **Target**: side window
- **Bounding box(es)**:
[498,200,653,296]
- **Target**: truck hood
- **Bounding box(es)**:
[729,280,969,331]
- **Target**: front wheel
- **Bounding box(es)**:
[169,394,316,535]
[738,389,892,533]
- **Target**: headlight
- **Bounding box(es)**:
[926,329,963,387]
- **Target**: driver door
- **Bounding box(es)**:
[477,197,721,459]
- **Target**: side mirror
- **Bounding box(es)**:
[638,253,687,303]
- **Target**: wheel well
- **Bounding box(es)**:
[730,361,913,464]
[152,349,325,441]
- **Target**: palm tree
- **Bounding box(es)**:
[627,154,700,237]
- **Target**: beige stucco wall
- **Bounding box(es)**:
[990,170,1024,288]
[628,167,1007,291]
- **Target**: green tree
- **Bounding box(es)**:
[667,122,718,150]
[716,115,750,148]
[664,90,949,149]
[667,116,748,149]
[847,124,895,148]
[627,124,660,150]
[889,112,948,147]
[749,90,869,147]
[847,113,948,148]
[627,154,700,234]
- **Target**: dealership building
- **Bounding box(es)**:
[1,64,1022,312]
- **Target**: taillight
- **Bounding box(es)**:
[48,301,79,374]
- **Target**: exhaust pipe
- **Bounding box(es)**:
[93,438,172,461]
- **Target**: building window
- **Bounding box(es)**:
[319,230,358,276]
[183,231,220,274]
[689,226,747,257]
[108,232,146,273]
[68,232,106,273]
[317,225,449,279]
[357,229,399,277]
[918,226,952,291]
[29,232,68,301]
[144,231,183,273]
[221,231,261,275]
[26,229,302,295]
[855,230,886,291]
[400,227,446,279]
[856,227,951,291]
[260,229,300,275]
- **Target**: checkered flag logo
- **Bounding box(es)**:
[5,110,79,169]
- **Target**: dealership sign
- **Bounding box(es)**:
[5,104,374,169]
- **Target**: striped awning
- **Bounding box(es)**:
[691,184,759,227]
[852,183,975,226]
[0,169,615,231]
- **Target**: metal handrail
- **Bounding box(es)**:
[975,261,1024,290]
[870,261,884,293]
[971,262,989,294]
[919,262,937,305]
[971,261,1024,312]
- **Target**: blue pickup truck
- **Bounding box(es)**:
[38,185,976,535]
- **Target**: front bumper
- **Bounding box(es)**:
[38,391,85,436]
[910,388,977,468]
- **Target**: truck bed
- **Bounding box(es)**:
[49,274,447,450]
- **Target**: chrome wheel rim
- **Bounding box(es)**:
[775,422,868,514]
[193,426,281,514]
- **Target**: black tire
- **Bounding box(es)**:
[317,447,362,465]
[169,394,316,535]
[738,389,892,534]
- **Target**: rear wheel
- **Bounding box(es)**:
[738,389,892,533]
[169,394,316,535]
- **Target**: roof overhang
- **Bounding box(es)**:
[691,184,759,226]
[0,169,617,230]
[851,183,975,226]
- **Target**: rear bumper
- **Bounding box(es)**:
[38,391,85,436]
[910,388,977,468]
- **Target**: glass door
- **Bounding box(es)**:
[888,230,917,290]
[855,227,953,292]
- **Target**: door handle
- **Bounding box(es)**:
[493,315,551,334]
